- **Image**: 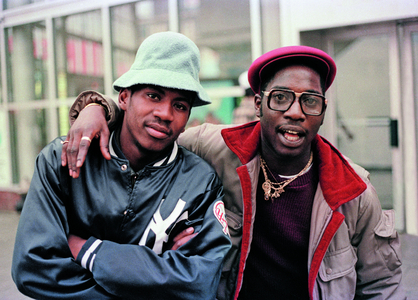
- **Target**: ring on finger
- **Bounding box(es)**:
[61,140,69,145]
[81,136,92,143]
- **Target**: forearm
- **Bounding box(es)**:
[12,147,114,299]
[74,185,231,300]
[69,90,120,128]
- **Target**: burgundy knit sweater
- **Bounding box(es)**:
[238,162,318,300]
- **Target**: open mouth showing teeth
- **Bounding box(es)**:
[283,130,301,141]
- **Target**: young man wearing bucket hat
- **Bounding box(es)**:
[12,32,231,300]
[62,45,404,299]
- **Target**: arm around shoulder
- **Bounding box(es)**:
[69,90,120,127]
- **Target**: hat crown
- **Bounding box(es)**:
[131,32,200,82]
[113,31,210,107]
[248,45,337,94]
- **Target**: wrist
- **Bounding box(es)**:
[75,237,103,272]
[82,103,108,119]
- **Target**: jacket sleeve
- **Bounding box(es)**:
[11,140,115,299]
[351,176,405,299]
[74,174,231,300]
[69,90,120,127]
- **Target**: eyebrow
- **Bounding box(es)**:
[147,86,193,103]
[270,86,323,95]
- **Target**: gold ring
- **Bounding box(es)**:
[81,136,92,143]
[61,140,69,145]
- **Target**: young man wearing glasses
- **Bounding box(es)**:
[62,46,404,299]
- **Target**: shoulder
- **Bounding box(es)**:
[36,136,66,164]
[344,156,371,183]
[179,123,231,145]
[178,145,217,173]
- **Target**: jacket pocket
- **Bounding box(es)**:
[317,245,357,300]
[225,209,242,236]
[319,245,357,282]
[373,209,402,271]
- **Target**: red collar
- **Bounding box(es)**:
[221,121,367,209]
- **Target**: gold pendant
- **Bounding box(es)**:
[262,181,271,200]
[271,187,284,198]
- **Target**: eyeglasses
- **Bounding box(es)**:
[262,89,327,116]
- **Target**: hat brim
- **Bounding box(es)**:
[113,68,211,107]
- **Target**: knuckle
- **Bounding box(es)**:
[79,141,89,148]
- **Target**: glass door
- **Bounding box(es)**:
[322,24,402,213]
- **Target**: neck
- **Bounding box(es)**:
[261,148,313,176]
[117,130,172,172]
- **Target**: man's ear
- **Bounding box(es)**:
[119,89,130,111]
[320,108,326,125]
[255,94,262,118]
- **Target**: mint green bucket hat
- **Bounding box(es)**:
[113,31,211,107]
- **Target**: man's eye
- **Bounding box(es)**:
[174,103,189,111]
[147,93,160,101]
[303,97,320,106]
[272,92,290,102]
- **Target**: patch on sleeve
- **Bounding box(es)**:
[214,200,229,236]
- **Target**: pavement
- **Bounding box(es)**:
[1,210,417,299]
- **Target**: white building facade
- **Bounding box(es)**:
[1,0,418,234]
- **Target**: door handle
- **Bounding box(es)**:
[390,119,398,147]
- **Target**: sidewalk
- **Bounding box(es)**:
[1,210,417,299]
[0,211,29,300]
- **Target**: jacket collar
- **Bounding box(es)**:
[109,131,178,167]
[221,121,367,210]
[221,121,261,165]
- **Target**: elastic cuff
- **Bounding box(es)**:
[75,237,103,272]
[69,90,113,125]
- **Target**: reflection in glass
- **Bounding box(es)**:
[54,11,104,97]
[6,22,48,103]
[110,0,169,82]
[6,22,48,184]
[8,109,47,184]
[179,0,251,81]
[54,10,104,136]
[179,0,252,124]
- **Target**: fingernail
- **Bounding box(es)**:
[186,227,194,233]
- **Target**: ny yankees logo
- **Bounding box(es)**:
[139,198,188,254]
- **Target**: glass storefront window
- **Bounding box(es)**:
[54,10,103,136]
[6,22,48,103]
[110,0,169,82]
[8,108,48,184]
[179,0,251,81]
[54,10,104,97]
[5,22,48,184]
[4,0,45,10]
[178,0,252,124]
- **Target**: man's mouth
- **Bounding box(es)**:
[283,130,300,141]
[146,123,171,139]
[277,125,306,144]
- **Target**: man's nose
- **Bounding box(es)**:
[154,101,174,121]
[283,98,306,120]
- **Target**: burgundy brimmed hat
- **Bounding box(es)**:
[248,45,337,94]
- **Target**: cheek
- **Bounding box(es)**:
[174,114,189,130]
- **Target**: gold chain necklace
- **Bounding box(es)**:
[260,152,313,202]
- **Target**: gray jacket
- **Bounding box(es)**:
[179,121,405,300]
